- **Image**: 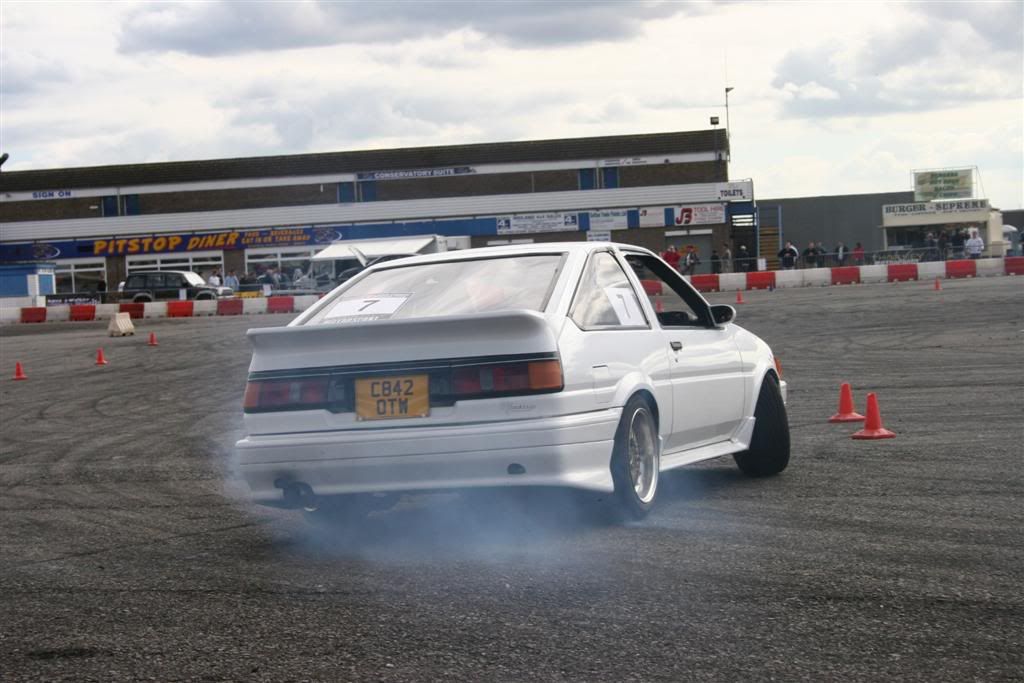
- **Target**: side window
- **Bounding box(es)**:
[165,274,184,289]
[147,274,167,289]
[125,275,145,289]
[570,252,648,329]
[624,254,710,328]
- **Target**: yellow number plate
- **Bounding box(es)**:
[355,375,430,420]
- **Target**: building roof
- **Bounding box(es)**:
[0,130,724,192]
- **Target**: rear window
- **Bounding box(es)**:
[306,254,563,325]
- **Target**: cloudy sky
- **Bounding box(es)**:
[2,1,1022,208]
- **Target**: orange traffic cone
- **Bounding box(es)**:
[851,393,896,439]
[735,290,745,304]
[12,362,27,381]
[934,277,942,291]
[828,382,865,423]
[95,348,109,366]
[148,332,159,347]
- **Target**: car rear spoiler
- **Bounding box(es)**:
[246,310,558,372]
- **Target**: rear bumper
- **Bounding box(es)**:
[235,409,622,504]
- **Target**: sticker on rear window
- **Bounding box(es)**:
[323,293,411,323]
[604,286,644,325]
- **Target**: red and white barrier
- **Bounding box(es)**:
[2,257,1020,324]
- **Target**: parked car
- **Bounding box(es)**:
[236,243,790,521]
[120,270,231,302]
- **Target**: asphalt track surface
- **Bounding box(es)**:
[1,276,1021,682]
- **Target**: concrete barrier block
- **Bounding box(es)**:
[883,264,915,282]
[144,302,167,318]
[803,268,832,286]
[945,259,977,278]
[166,301,194,317]
[774,270,804,288]
[917,261,946,279]
[47,305,70,322]
[107,312,135,337]
[0,306,21,324]
[293,295,319,311]
[976,258,1003,277]
[193,300,217,316]
[243,298,268,314]
[718,273,746,291]
[746,271,775,290]
[20,307,47,323]
[95,304,120,320]
[70,305,97,321]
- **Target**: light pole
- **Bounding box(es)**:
[724,87,734,161]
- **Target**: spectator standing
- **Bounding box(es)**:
[777,241,799,270]
[661,245,681,271]
[710,249,722,274]
[937,232,949,260]
[682,245,700,276]
[224,269,240,290]
[965,230,985,259]
[208,269,222,287]
[951,230,966,259]
[721,243,733,273]
[815,241,828,267]
[835,241,847,266]
[853,242,865,265]
[802,241,818,268]
[735,245,751,272]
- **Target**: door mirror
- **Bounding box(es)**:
[711,304,736,325]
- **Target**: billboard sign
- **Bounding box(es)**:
[673,204,726,226]
[914,169,973,201]
[496,213,580,235]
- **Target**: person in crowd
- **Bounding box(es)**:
[802,241,818,268]
[951,230,966,259]
[207,269,222,287]
[96,273,107,292]
[292,265,305,282]
[815,241,828,267]
[661,244,681,271]
[924,232,938,261]
[710,249,722,274]
[721,243,733,273]
[735,244,751,272]
[682,245,700,276]
[835,241,847,266]
[853,242,865,265]
[965,230,985,259]
[937,231,949,260]
[224,269,240,290]
[777,241,799,270]
[241,271,257,286]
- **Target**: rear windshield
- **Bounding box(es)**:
[306,254,563,325]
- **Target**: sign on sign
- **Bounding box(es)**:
[914,169,973,201]
[588,209,628,231]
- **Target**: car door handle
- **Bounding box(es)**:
[670,341,683,351]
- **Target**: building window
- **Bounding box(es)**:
[54,259,107,293]
[122,194,141,215]
[338,182,356,203]
[101,196,118,216]
[244,247,321,284]
[358,181,377,202]
[579,168,596,190]
[126,251,224,279]
[601,168,619,189]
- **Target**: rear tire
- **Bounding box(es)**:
[734,374,790,477]
[610,395,660,520]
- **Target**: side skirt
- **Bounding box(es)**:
[659,417,755,471]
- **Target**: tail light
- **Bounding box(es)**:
[244,377,329,412]
[774,356,783,378]
[451,359,562,398]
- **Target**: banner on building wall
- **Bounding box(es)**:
[0,225,341,262]
[638,207,667,228]
[914,169,973,201]
[356,166,476,181]
[882,199,990,227]
[673,204,726,226]
[588,209,629,231]
[598,157,648,168]
[587,231,613,242]
[496,213,579,235]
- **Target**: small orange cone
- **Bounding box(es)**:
[934,277,942,291]
[735,290,745,304]
[851,393,896,439]
[12,362,27,381]
[148,332,159,347]
[95,348,109,366]
[828,382,865,422]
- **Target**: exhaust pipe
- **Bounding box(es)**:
[275,479,319,512]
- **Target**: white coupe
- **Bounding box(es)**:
[236,242,790,520]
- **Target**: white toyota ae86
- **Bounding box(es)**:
[236,242,790,520]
